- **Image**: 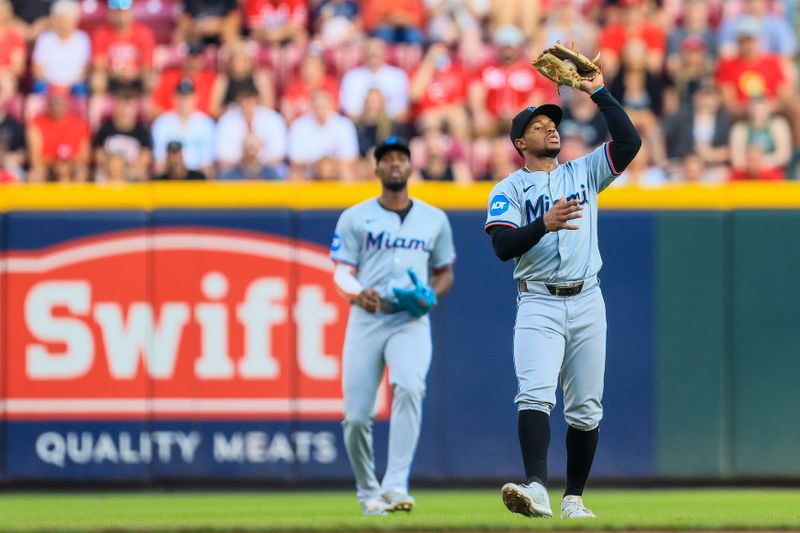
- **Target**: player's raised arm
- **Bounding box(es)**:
[581,75,642,176]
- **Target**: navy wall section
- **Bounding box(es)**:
[0,209,656,483]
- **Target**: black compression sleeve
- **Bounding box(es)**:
[488,218,547,262]
[591,87,642,172]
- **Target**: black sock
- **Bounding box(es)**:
[565,426,599,496]
[518,409,550,486]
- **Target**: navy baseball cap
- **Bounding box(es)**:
[510,104,563,153]
[374,136,411,162]
[175,78,195,95]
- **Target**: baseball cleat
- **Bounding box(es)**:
[382,490,415,512]
[560,495,597,518]
[501,482,553,518]
[360,499,388,516]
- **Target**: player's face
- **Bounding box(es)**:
[519,116,561,158]
[377,150,412,192]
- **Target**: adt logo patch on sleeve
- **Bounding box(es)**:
[331,233,342,252]
[489,194,510,216]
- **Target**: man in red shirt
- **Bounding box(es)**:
[599,0,666,75]
[26,85,90,182]
[362,0,425,44]
[715,17,790,119]
[410,43,469,140]
[281,53,339,123]
[469,25,558,137]
[245,0,308,46]
[150,40,217,116]
[91,1,155,94]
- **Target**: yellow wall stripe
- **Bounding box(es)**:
[0,181,798,211]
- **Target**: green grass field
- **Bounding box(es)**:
[0,489,798,532]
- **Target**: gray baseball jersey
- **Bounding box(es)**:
[331,197,455,503]
[485,143,618,283]
[485,143,619,430]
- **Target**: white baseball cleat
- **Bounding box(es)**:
[382,490,415,512]
[560,494,597,518]
[501,482,553,518]
[360,499,388,516]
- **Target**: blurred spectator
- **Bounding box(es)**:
[0,0,26,85]
[287,89,359,181]
[340,38,409,121]
[537,0,598,54]
[715,17,790,119]
[244,0,309,46]
[663,80,732,180]
[412,128,470,183]
[219,133,282,180]
[663,34,715,114]
[0,80,25,181]
[216,81,286,177]
[718,0,797,58]
[210,39,275,118]
[93,87,153,182]
[489,0,540,40]
[153,140,207,180]
[409,43,470,140]
[729,97,792,180]
[469,25,557,137]
[10,0,52,41]
[612,140,668,186]
[673,152,720,183]
[26,85,90,182]
[102,152,131,183]
[90,0,155,94]
[666,0,716,68]
[599,0,666,75]
[151,40,217,116]
[475,136,518,181]
[31,0,90,95]
[608,39,664,117]
[280,52,339,123]
[560,90,609,148]
[354,88,407,159]
[312,0,360,39]
[425,0,488,46]
[151,79,216,177]
[361,0,425,45]
[174,0,240,45]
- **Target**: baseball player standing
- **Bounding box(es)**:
[330,137,456,516]
[484,75,641,518]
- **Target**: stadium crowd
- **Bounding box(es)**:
[0,0,798,184]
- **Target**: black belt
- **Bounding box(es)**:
[518,280,585,296]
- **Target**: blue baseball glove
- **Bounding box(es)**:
[393,268,437,318]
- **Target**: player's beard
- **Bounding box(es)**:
[382,179,407,192]
[543,146,561,158]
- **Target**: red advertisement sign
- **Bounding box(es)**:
[3,228,389,421]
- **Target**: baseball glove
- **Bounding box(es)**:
[532,42,602,93]
[393,268,437,318]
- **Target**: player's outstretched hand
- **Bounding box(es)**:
[355,288,381,313]
[544,197,583,231]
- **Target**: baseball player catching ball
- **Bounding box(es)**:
[484,72,641,518]
[330,137,456,516]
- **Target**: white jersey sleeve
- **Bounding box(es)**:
[583,142,622,193]
[484,178,523,230]
[429,212,456,271]
[330,209,361,266]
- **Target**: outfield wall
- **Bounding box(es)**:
[0,183,798,483]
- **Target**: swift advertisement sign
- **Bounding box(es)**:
[3,228,388,422]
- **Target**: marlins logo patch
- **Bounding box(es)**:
[330,233,342,252]
[489,194,511,216]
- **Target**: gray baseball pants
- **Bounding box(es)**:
[341,306,432,502]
